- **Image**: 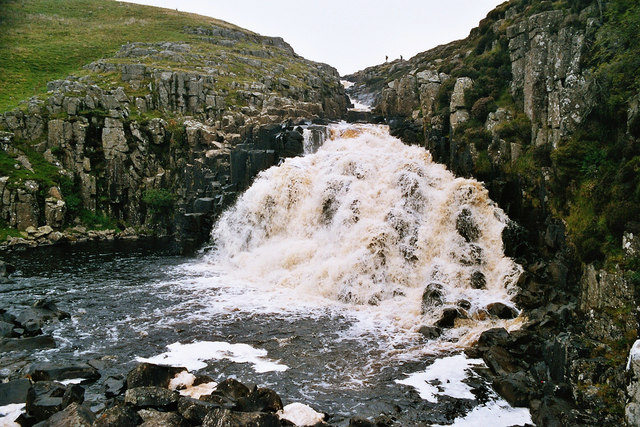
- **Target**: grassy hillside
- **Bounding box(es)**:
[0,0,243,111]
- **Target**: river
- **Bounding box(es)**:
[0,123,532,426]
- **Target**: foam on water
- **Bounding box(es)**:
[136,341,288,373]
[399,354,533,425]
[0,403,24,427]
[207,123,523,346]
[395,354,483,402]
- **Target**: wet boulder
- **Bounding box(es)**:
[104,375,126,398]
[0,260,16,283]
[492,371,535,407]
[483,346,518,376]
[469,270,486,289]
[477,328,510,349]
[0,335,56,352]
[178,396,221,425]
[47,402,95,427]
[127,363,187,389]
[137,408,189,427]
[0,378,31,405]
[456,208,480,242]
[124,386,180,410]
[418,325,442,339]
[25,381,67,422]
[0,320,15,337]
[5,299,70,336]
[26,361,100,383]
[93,404,142,427]
[435,308,464,328]
[421,283,444,313]
[486,302,519,319]
[202,408,280,427]
[234,386,283,413]
[214,378,250,401]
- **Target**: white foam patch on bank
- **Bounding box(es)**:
[627,339,640,370]
[0,403,25,427]
[136,341,288,373]
[395,354,483,402]
[59,378,84,385]
[398,354,533,426]
[277,402,325,426]
[433,400,533,426]
[169,371,196,389]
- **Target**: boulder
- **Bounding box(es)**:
[214,378,250,401]
[178,396,221,425]
[0,260,16,283]
[25,381,67,422]
[418,325,442,339]
[435,308,463,328]
[421,283,444,313]
[26,362,99,383]
[477,328,510,349]
[483,346,519,376]
[234,387,283,413]
[493,372,534,407]
[469,270,486,289]
[486,302,519,319]
[456,208,480,242]
[48,402,95,427]
[126,363,187,389]
[0,335,56,352]
[202,408,280,427]
[138,408,189,427]
[93,404,142,427]
[104,375,126,398]
[0,320,14,337]
[124,386,180,410]
[0,378,31,405]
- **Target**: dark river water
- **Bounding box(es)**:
[0,240,531,426]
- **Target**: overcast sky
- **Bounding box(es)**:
[119,0,506,75]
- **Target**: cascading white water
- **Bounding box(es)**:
[208,123,523,346]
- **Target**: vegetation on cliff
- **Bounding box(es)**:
[0,0,346,242]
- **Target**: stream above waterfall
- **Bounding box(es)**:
[0,123,532,426]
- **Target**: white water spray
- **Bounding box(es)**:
[208,123,523,345]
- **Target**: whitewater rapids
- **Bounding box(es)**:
[207,123,523,347]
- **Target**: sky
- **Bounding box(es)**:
[119,0,506,75]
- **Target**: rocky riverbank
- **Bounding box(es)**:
[344,0,640,424]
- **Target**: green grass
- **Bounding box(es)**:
[0,0,243,111]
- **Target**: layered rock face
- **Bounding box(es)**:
[346,1,639,425]
[0,24,347,248]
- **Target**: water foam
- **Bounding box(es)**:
[208,123,522,345]
[136,341,288,373]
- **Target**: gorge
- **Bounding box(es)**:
[1,0,640,426]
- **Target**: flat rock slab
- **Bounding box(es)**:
[0,335,56,352]
[0,378,31,405]
[26,362,100,383]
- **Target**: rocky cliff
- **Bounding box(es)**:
[346,0,640,425]
[0,10,347,251]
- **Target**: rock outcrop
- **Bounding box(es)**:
[345,1,638,424]
[0,24,347,251]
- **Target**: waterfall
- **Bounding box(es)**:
[208,123,523,345]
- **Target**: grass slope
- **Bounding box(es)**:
[0,0,244,111]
